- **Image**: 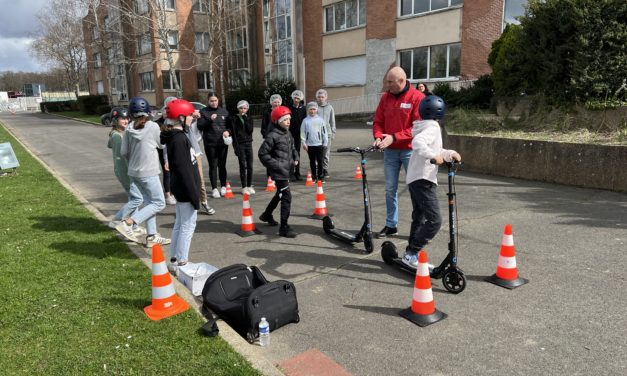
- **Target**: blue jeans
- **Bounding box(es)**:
[170,202,197,263]
[129,175,166,236]
[113,181,142,221]
[383,148,412,228]
[407,179,442,254]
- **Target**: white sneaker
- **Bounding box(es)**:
[212,188,220,198]
[145,233,171,248]
[248,186,255,195]
[115,221,138,243]
[166,195,177,205]
[242,187,249,195]
[108,220,120,229]
[220,186,227,196]
[401,252,418,268]
[133,225,147,236]
[167,258,178,275]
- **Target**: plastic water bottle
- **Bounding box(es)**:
[259,317,270,347]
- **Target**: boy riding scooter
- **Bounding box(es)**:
[401,96,461,267]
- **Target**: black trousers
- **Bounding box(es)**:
[263,179,291,227]
[306,146,325,180]
[204,144,228,189]
[407,179,442,253]
[236,143,254,187]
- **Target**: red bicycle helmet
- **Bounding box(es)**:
[271,106,291,123]
[165,99,195,120]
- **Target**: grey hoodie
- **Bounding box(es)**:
[121,120,163,178]
[317,102,336,136]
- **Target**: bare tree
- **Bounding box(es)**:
[30,0,87,97]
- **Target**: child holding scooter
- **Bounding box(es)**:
[402,96,461,268]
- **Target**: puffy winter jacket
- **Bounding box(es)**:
[372,81,425,150]
[197,105,230,147]
[258,125,298,180]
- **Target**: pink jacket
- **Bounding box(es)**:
[372,83,425,150]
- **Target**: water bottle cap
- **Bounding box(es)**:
[261,317,266,321]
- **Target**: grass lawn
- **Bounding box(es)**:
[0,123,261,375]
[56,111,102,124]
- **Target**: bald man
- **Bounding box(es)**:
[372,67,425,238]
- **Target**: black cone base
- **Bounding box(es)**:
[399,307,447,327]
[236,228,262,237]
[485,274,528,289]
[310,213,332,220]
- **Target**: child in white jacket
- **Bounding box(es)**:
[402,96,462,268]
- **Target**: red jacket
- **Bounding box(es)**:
[372,83,425,150]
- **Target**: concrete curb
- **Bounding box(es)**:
[1,119,284,376]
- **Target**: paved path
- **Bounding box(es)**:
[2,112,626,376]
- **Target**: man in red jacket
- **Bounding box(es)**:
[372,67,425,238]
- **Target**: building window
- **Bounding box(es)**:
[96,81,104,94]
[262,0,293,81]
[324,55,367,86]
[140,71,154,91]
[503,0,527,28]
[159,0,176,10]
[324,0,366,33]
[192,0,208,12]
[161,31,178,50]
[197,71,212,90]
[399,43,461,80]
[162,70,182,90]
[226,1,250,86]
[138,34,152,55]
[136,0,148,14]
[94,53,102,68]
[399,0,463,17]
[195,32,210,52]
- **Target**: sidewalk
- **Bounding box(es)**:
[2,112,626,376]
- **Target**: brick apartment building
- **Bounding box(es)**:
[83,0,526,108]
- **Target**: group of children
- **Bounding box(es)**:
[107,90,460,273]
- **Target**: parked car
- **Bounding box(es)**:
[100,107,127,127]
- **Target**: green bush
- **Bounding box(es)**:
[433,75,494,109]
[95,104,112,115]
[264,78,297,106]
[225,76,267,114]
[77,95,108,115]
[40,100,79,112]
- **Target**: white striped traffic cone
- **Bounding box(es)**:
[236,193,261,237]
[311,180,330,219]
[486,224,528,289]
[144,244,189,321]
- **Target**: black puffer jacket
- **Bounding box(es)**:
[258,125,298,180]
[197,105,230,147]
[160,129,200,209]
[288,103,306,149]
[260,107,274,138]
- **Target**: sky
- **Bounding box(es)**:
[0,0,49,72]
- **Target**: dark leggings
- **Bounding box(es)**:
[237,143,254,187]
[263,179,291,227]
[307,146,325,180]
[205,144,228,189]
[158,148,171,193]
[407,179,442,253]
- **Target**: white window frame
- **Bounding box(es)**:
[94,53,102,68]
[96,81,104,94]
[138,34,152,55]
[192,0,209,12]
[324,0,366,33]
[195,32,210,52]
[399,0,463,17]
[324,55,367,86]
[398,42,461,81]
[161,31,178,50]
[139,71,154,91]
[136,0,148,14]
[162,70,182,90]
[159,0,176,10]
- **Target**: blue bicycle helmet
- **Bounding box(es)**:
[128,97,151,118]
[419,95,446,120]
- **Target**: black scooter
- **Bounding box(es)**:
[322,146,375,254]
[381,160,466,294]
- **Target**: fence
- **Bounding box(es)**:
[330,93,384,116]
[0,97,42,113]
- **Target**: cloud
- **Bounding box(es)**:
[0,0,49,72]
[0,37,47,72]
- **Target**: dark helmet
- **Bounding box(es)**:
[419,95,446,120]
[165,99,195,120]
[270,106,291,123]
[128,97,151,117]
[111,108,128,120]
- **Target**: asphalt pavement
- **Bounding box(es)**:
[2,112,626,376]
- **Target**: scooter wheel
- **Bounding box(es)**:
[442,269,466,294]
[363,235,374,254]
[322,216,334,235]
[381,241,398,265]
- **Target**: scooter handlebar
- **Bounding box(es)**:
[430,159,463,167]
[337,146,377,153]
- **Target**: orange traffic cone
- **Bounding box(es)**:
[144,244,189,321]
[265,176,276,192]
[354,165,363,179]
[486,224,528,289]
[236,193,261,237]
[400,250,447,327]
[224,182,234,199]
[305,171,314,187]
[310,180,330,219]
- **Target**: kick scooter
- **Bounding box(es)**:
[381,160,466,294]
[322,146,375,254]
